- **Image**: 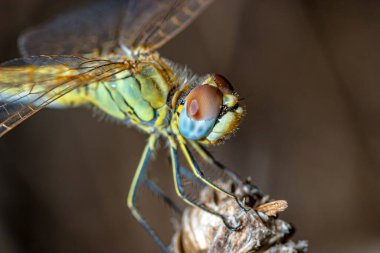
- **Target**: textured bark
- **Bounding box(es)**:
[171,180,307,253]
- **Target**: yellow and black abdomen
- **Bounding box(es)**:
[51,62,174,130]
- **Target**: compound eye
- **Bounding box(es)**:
[178,85,223,140]
[186,85,222,120]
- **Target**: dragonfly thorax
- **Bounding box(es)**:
[46,58,176,133]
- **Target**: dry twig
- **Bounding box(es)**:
[171,179,308,253]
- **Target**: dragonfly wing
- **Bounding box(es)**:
[19,0,214,57]
[0,55,126,137]
[18,1,130,57]
[120,0,214,53]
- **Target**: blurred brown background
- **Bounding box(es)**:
[1,0,380,252]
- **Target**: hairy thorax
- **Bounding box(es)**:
[52,54,179,134]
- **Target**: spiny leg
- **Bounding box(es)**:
[190,141,250,211]
[143,178,182,215]
[179,139,249,212]
[190,141,242,184]
[179,166,204,187]
[127,135,169,253]
[169,137,240,230]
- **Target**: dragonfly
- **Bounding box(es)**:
[0,0,246,252]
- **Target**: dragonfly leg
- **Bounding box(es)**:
[190,141,242,183]
[179,140,250,213]
[190,141,250,211]
[143,178,182,215]
[169,139,241,231]
[127,135,170,253]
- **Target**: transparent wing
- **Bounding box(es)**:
[120,0,214,53]
[19,0,214,57]
[18,0,129,57]
[0,55,126,137]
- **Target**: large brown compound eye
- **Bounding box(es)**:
[213,74,234,94]
[186,85,223,121]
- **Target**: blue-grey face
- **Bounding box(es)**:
[178,74,244,144]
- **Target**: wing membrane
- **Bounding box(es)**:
[18,1,129,57]
[121,0,212,51]
[0,55,126,137]
[121,0,214,53]
[19,0,214,57]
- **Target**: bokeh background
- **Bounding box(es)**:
[1,0,380,252]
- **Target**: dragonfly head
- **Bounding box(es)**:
[177,74,244,145]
